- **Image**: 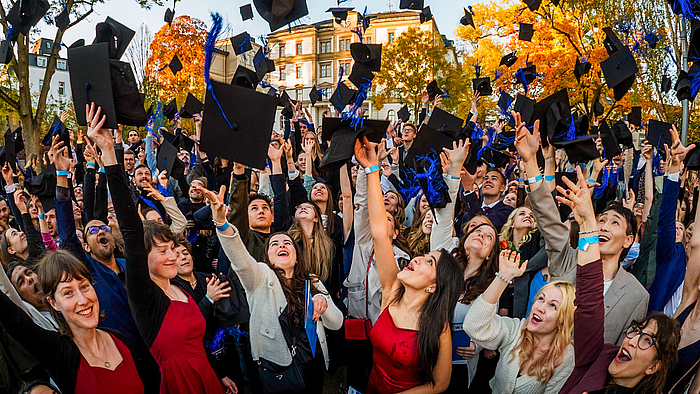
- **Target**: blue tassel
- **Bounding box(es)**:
[504,162,517,178]
[644,32,661,48]
[478,127,495,159]
[341,81,371,130]
[203,13,233,129]
[677,0,700,21]
[593,166,609,198]
[515,68,528,93]
[665,46,680,68]
[398,154,447,206]
[206,327,249,353]
[492,69,503,83]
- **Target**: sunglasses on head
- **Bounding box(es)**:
[87,225,111,235]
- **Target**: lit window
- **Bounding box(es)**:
[296,43,302,55]
[366,37,372,44]
[280,44,286,57]
[320,40,331,54]
[388,32,395,44]
[320,63,331,78]
[296,65,302,79]
[37,57,47,67]
[296,89,303,101]
[280,67,286,80]
[58,81,65,96]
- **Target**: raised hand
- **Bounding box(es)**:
[85,103,111,151]
[421,89,429,104]
[641,140,653,161]
[14,191,28,215]
[498,250,527,281]
[83,138,97,165]
[669,124,695,172]
[205,274,231,302]
[442,139,470,176]
[555,166,596,231]
[141,181,165,202]
[353,136,378,169]
[197,185,228,224]
[1,163,12,185]
[268,140,284,162]
[513,111,541,164]
[52,137,72,172]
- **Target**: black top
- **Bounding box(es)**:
[665,302,700,393]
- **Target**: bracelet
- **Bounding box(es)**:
[56,170,69,177]
[38,214,45,220]
[98,168,105,174]
[517,178,525,183]
[205,295,214,304]
[586,178,597,183]
[447,174,460,180]
[578,235,599,252]
[495,272,513,285]
[287,170,297,174]
[86,162,96,167]
[364,165,379,175]
[578,229,599,236]
[544,175,555,182]
[527,174,543,184]
[216,222,230,232]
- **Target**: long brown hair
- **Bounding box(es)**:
[406,210,431,257]
[458,218,500,304]
[310,182,335,236]
[288,203,334,282]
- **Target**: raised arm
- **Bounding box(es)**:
[226,163,251,244]
[339,163,353,243]
[430,140,469,251]
[642,142,654,224]
[14,193,44,263]
[269,140,291,232]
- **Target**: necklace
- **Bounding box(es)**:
[76,331,111,368]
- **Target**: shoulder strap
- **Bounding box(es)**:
[365,251,374,320]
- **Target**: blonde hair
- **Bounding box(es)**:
[510,281,575,382]
[499,207,537,248]
[304,130,323,160]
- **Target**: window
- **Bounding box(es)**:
[296,65,302,79]
[37,56,47,67]
[296,43,302,55]
[38,79,43,90]
[387,109,396,123]
[56,59,67,70]
[58,81,65,96]
[279,44,286,57]
[388,32,395,44]
[339,38,352,51]
[339,61,351,74]
[320,62,331,78]
[296,89,303,101]
[365,37,372,44]
[323,88,332,98]
[320,40,331,54]
[280,67,286,80]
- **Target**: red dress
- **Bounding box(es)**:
[149,296,224,394]
[366,308,421,394]
[74,333,145,394]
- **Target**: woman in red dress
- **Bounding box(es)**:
[354,137,464,393]
[87,104,235,394]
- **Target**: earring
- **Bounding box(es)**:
[393,235,397,240]
[426,288,431,293]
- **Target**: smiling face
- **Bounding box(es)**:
[123,152,136,172]
[11,265,43,309]
[676,222,685,243]
[608,320,660,386]
[189,180,205,202]
[527,286,563,335]
[49,276,100,331]
[294,202,318,223]
[421,211,433,235]
[384,191,400,214]
[418,194,430,214]
[266,234,297,275]
[686,223,694,246]
[597,210,634,258]
[248,199,273,232]
[147,239,179,280]
[175,245,194,277]
[512,207,536,232]
[482,171,505,199]
[134,166,152,189]
[503,192,517,208]
[296,152,307,173]
[84,220,115,261]
[310,183,329,204]
[463,224,496,261]
[397,250,439,291]
[0,199,8,223]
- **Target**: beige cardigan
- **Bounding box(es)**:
[463,295,575,394]
[217,226,343,368]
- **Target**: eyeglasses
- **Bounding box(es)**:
[87,225,112,235]
[626,324,657,350]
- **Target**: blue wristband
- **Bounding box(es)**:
[517,178,525,183]
[447,175,460,180]
[205,295,214,304]
[216,222,230,232]
[586,178,596,183]
[364,165,380,175]
[56,170,69,177]
[86,162,96,167]
[38,214,45,220]
[527,174,543,184]
[578,235,599,251]
[98,168,105,174]
[544,175,555,182]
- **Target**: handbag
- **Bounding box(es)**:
[257,341,305,394]
[344,253,373,340]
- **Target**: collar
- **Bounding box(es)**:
[481,200,499,210]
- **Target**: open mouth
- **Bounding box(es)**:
[599,234,610,243]
[278,250,289,257]
[531,313,542,323]
[76,306,93,317]
[404,262,414,271]
[98,236,109,248]
[615,347,631,363]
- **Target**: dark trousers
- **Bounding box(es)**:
[344,338,373,393]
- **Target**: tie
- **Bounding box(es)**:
[483,206,490,213]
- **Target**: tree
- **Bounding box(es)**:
[372,27,465,119]
[126,23,153,91]
[145,15,207,106]
[0,0,162,164]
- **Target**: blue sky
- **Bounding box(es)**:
[46,0,480,54]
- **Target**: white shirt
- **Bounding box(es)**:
[604,280,613,296]
[663,281,684,317]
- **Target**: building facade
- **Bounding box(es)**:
[28,38,71,105]
[209,37,262,84]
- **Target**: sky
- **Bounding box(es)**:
[36,0,480,56]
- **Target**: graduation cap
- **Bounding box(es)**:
[398,105,410,122]
[684,145,700,170]
[42,116,71,148]
[167,54,183,75]
[156,140,186,181]
[55,8,70,31]
[647,119,673,160]
[164,8,174,25]
[330,82,358,112]
[163,98,178,120]
[24,165,56,212]
[278,90,293,107]
[472,77,493,96]
[231,32,253,55]
[592,96,605,117]
[498,90,514,113]
[309,85,323,106]
[460,8,474,28]
[319,118,389,169]
[500,52,518,67]
[612,119,633,148]
[404,123,456,167]
[399,0,424,10]
[253,47,275,80]
[522,0,542,12]
[350,43,382,72]
[11,127,23,154]
[531,89,571,147]
[200,81,278,170]
[93,17,135,60]
[519,23,533,42]
[689,19,700,60]
[327,7,353,23]
[574,57,591,81]
[427,107,463,135]
[602,27,624,56]
[6,0,50,37]
[348,62,375,89]
[420,6,433,23]
[556,135,600,163]
[240,4,254,21]
[254,0,309,32]
[600,46,638,101]
[676,70,692,101]
[232,65,259,90]
[481,147,513,168]
[0,41,14,65]
[661,75,672,93]
[0,128,18,172]
[628,107,642,127]
[426,80,446,101]
[597,121,622,161]
[68,43,118,128]
[514,94,536,124]
[179,93,203,118]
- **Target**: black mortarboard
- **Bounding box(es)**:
[156,139,185,181]
[472,77,493,96]
[164,8,174,25]
[531,89,570,147]
[404,123,456,167]
[1,128,18,172]
[319,118,389,169]
[427,108,463,135]
[93,17,135,60]
[597,121,621,160]
[399,0,424,10]
[327,7,353,22]
[163,98,178,120]
[348,62,375,90]
[200,81,278,169]
[179,93,203,118]
[420,6,433,23]
[232,65,259,90]
[309,85,323,106]
[600,46,638,101]
[254,0,309,32]
[55,8,70,31]
[514,94,536,124]
[42,116,70,148]
[68,43,118,129]
[690,19,700,60]
[676,70,692,101]
[603,27,623,56]
[574,57,591,82]
[628,106,642,127]
[350,43,382,72]
[277,89,292,107]
[519,23,533,42]
[481,147,512,168]
[500,52,518,67]
[6,0,50,37]
[460,8,474,28]
[593,97,605,117]
[612,119,633,148]
[398,105,410,122]
[557,135,600,163]
[464,129,482,175]
[647,119,673,159]
[231,32,253,55]
[661,75,672,93]
[330,83,358,112]
[24,165,56,212]
[685,145,700,170]
[168,54,183,75]
[12,127,23,154]
[0,41,13,64]
[522,0,542,12]
[172,131,195,153]
[253,48,275,80]
[498,90,514,112]
[426,80,445,101]
[240,4,254,21]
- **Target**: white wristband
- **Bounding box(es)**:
[668,172,680,182]
[4,184,16,194]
